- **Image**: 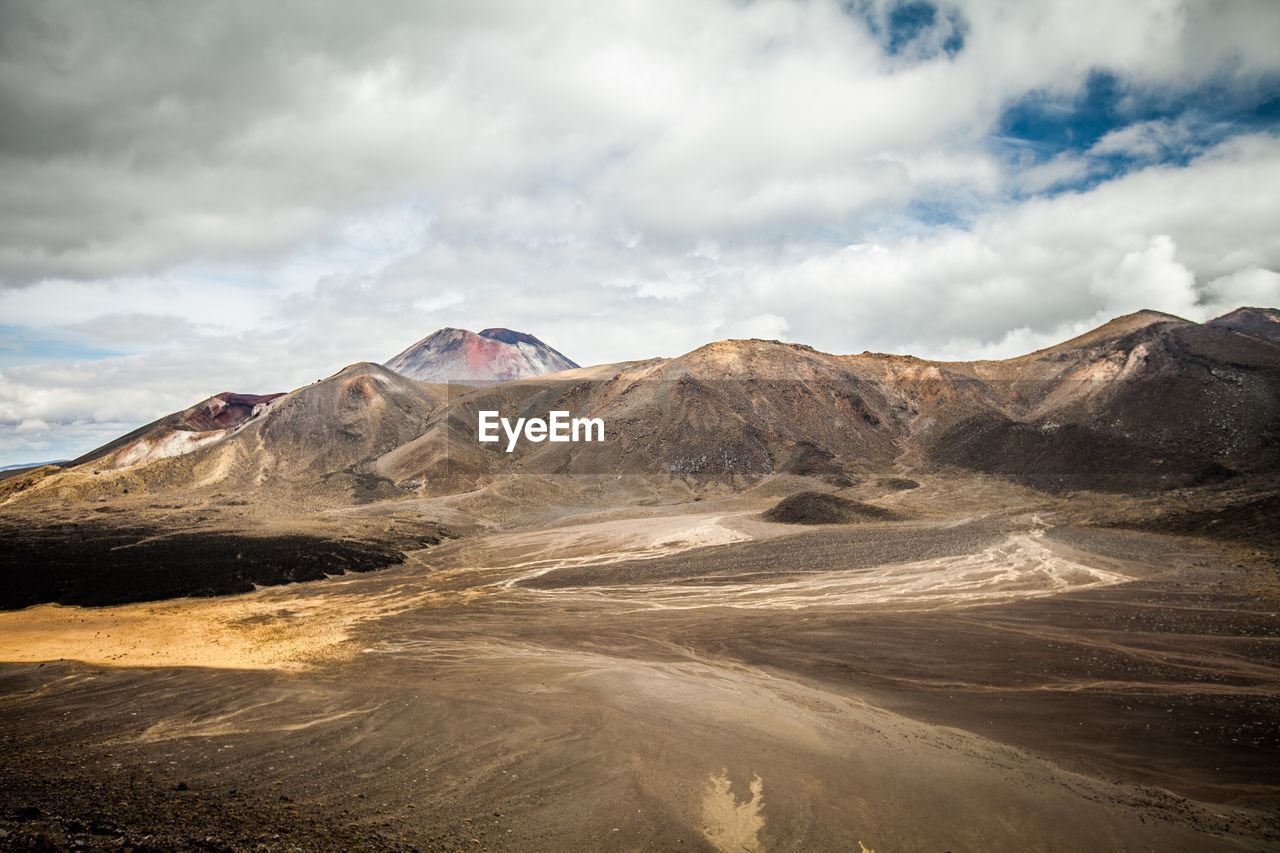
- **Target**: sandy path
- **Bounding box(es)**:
[518,528,1132,611]
[485,513,754,586]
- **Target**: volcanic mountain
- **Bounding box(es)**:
[370,308,1280,495]
[373,340,907,492]
[384,327,579,382]
[4,308,1279,508]
[0,364,447,506]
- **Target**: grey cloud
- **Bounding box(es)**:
[2,0,1280,464]
[4,0,1278,286]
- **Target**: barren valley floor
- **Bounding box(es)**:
[0,494,1278,851]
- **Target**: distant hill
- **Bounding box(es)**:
[930,310,1280,491]
[0,461,68,482]
[384,327,578,382]
[372,310,1280,494]
[5,308,1279,505]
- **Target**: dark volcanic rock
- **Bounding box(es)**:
[782,441,846,479]
[877,477,920,491]
[1207,307,1280,345]
[930,414,1239,494]
[763,491,900,525]
[0,519,423,610]
[1120,492,1280,554]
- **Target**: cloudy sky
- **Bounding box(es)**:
[2,0,1279,464]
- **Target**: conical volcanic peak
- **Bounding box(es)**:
[384,327,579,382]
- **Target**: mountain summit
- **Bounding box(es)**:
[383,327,579,382]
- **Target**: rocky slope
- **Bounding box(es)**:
[930,310,1280,491]
[374,339,907,491]
[1206,306,1280,344]
[70,391,284,471]
[1,364,448,506]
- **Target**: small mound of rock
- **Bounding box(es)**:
[877,477,919,491]
[762,491,900,525]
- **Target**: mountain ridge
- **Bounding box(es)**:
[1207,306,1280,344]
[4,307,1278,505]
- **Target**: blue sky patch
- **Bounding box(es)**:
[995,70,1280,194]
[999,71,1126,157]
[0,325,122,366]
[845,0,967,60]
